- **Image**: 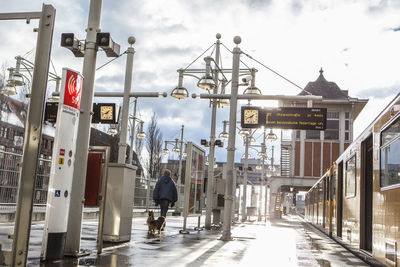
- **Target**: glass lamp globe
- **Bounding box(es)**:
[197,75,216,90]
[171,87,189,99]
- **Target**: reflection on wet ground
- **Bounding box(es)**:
[4,215,372,266]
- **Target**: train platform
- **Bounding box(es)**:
[0,214,371,267]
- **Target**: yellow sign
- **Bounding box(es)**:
[59,158,64,165]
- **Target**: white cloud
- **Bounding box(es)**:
[0,0,399,164]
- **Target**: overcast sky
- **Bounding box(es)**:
[0,0,399,165]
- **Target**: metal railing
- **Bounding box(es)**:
[0,149,51,211]
[0,148,180,213]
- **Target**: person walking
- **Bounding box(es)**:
[153,169,178,217]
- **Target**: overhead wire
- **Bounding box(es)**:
[241,50,312,95]
[96,51,127,71]
[182,43,215,71]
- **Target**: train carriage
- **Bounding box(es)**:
[305,93,400,266]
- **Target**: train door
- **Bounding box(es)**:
[361,135,373,252]
[337,161,343,237]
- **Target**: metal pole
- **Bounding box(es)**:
[258,130,266,222]
[128,98,137,164]
[241,135,249,222]
[205,33,221,229]
[221,36,241,241]
[118,38,135,164]
[65,0,102,256]
[176,125,184,212]
[11,4,55,266]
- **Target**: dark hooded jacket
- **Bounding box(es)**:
[153,175,178,204]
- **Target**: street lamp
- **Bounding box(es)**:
[218,120,229,140]
[1,55,61,101]
[171,70,189,99]
[171,34,259,234]
[266,129,278,142]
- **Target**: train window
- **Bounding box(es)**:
[345,155,356,198]
[318,183,323,202]
[380,116,400,188]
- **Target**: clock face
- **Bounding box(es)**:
[244,109,259,124]
[100,106,114,120]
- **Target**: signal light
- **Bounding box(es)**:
[96,32,120,57]
[215,139,224,147]
[201,139,209,147]
[60,33,84,57]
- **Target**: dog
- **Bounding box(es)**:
[147,211,166,235]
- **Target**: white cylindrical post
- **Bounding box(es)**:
[221,36,241,241]
[118,38,135,163]
[65,0,102,256]
[128,98,138,164]
[241,135,249,222]
[205,33,221,229]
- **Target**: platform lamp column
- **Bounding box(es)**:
[65,0,102,256]
[118,37,136,164]
[221,36,241,241]
[205,34,221,229]
[128,98,138,164]
[241,134,249,222]
[258,129,266,222]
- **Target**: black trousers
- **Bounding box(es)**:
[159,199,170,217]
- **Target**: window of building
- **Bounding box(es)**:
[296,130,300,139]
[345,112,351,141]
[327,112,339,119]
[325,112,340,140]
[345,155,356,197]
[380,116,400,189]
[345,132,349,141]
[306,130,320,139]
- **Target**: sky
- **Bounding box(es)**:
[0,0,399,165]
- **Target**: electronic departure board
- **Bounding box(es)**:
[241,106,327,130]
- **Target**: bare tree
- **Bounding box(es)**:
[145,112,163,179]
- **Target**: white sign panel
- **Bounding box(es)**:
[41,68,83,260]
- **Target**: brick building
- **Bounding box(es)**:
[280,69,368,179]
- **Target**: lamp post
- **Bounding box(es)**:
[265,145,275,219]
[221,36,241,241]
[118,36,136,164]
[1,55,61,99]
[65,0,103,256]
[171,34,260,231]
[258,131,266,222]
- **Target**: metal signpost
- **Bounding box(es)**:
[180,142,206,234]
[41,69,83,261]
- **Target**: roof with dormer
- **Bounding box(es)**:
[299,68,349,99]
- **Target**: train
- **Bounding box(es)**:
[305,93,400,266]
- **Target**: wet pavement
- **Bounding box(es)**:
[0,214,371,266]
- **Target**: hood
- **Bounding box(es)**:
[160,176,171,183]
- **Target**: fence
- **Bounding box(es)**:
[0,149,161,212]
[0,150,51,209]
